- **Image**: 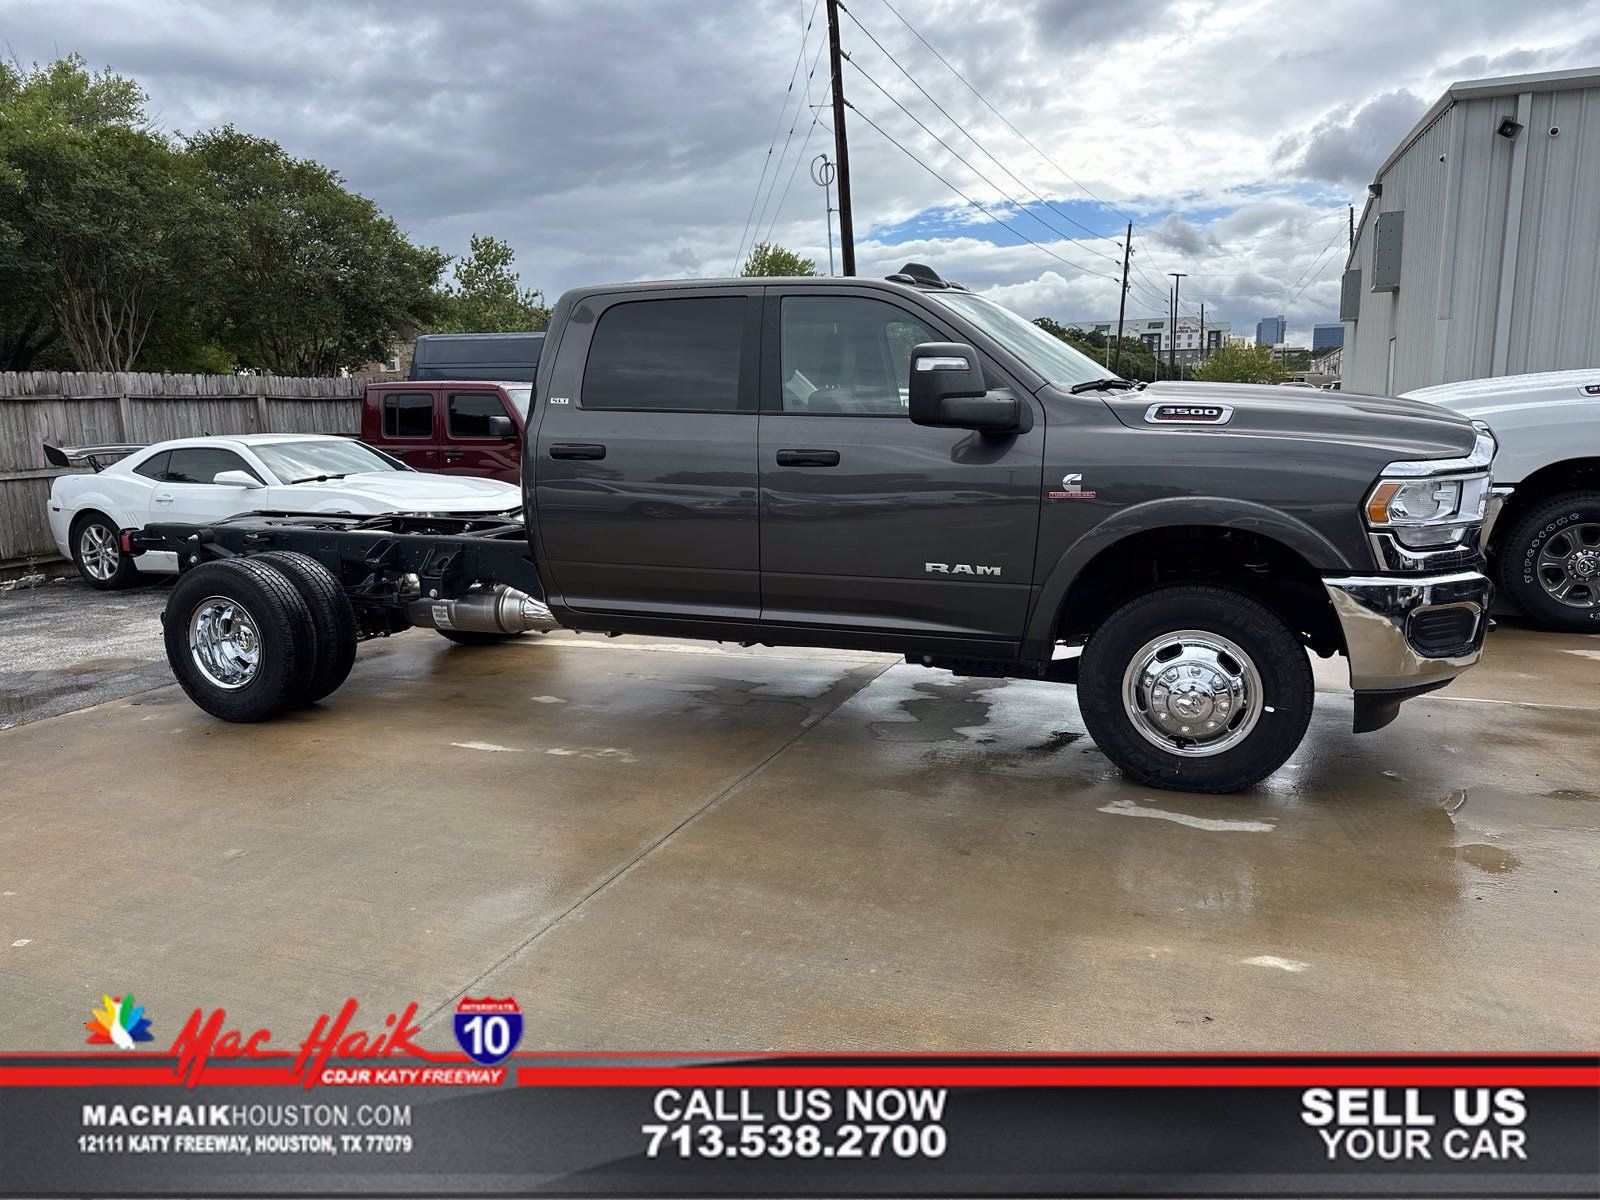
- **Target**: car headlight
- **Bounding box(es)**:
[1364,424,1495,549]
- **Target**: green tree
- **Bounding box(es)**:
[1192,342,1287,384]
[1032,317,1161,381]
[0,56,214,370]
[185,126,447,375]
[433,234,551,333]
[741,241,818,277]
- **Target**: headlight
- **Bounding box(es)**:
[1364,424,1495,550]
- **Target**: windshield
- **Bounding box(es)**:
[254,439,407,484]
[924,291,1115,389]
[504,386,533,420]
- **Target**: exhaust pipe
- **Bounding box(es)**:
[406,585,558,636]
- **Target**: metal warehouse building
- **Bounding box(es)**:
[1340,67,1600,395]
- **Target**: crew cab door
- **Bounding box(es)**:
[532,288,761,619]
[757,289,1044,643]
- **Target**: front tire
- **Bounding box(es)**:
[1077,584,1314,793]
[163,558,316,722]
[1496,491,1600,633]
[71,512,143,590]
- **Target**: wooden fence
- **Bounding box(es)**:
[0,372,370,568]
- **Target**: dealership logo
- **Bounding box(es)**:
[86,993,154,1049]
[454,996,523,1065]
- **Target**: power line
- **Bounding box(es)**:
[1280,220,1349,307]
[757,33,832,250]
[734,0,823,272]
[840,3,1123,260]
[875,0,1134,234]
[845,58,1123,283]
[846,104,1122,284]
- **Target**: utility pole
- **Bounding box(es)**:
[1168,272,1186,378]
[1113,221,1132,376]
[825,0,855,276]
[1349,203,1355,249]
[1200,302,1206,363]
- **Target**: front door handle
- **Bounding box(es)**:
[443,450,465,461]
[549,443,607,461]
[153,493,174,504]
[776,449,840,467]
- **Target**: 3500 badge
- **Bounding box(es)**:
[453,997,522,1065]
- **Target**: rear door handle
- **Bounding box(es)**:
[443,450,465,460]
[776,449,840,467]
[549,443,607,461]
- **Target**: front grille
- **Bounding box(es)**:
[1407,605,1480,656]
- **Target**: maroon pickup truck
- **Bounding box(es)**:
[360,380,530,482]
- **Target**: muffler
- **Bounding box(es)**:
[406,585,558,635]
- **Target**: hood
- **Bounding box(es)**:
[1100,380,1478,461]
[1402,369,1600,422]
[296,472,520,512]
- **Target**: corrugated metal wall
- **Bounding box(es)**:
[1506,87,1600,373]
[1344,82,1600,394]
[0,373,363,567]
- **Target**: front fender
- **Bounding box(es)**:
[1021,496,1359,658]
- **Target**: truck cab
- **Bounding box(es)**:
[360,379,531,483]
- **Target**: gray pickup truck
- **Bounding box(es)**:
[134,264,1498,793]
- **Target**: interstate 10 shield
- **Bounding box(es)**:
[453,996,522,1065]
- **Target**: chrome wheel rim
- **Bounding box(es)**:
[1536,521,1600,609]
[78,523,119,581]
[188,597,261,690]
[1122,629,1264,758]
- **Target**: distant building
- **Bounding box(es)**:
[1312,323,1345,352]
[1067,316,1232,369]
[1255,315,1286,346]
[1342,67,1600,394]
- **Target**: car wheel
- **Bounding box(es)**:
[71,512,143,590]
[1497,491,1600,633]
[1077,584,1314,793]
[252,551,359,704]
[162,558,316,722]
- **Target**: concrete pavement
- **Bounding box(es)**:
[0,614,1595,1051]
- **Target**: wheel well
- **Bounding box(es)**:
[69,508,113,538]
[1055,526,1344,657]
[1493,458,1600,548]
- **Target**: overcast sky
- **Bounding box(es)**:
[8,0,1600,344]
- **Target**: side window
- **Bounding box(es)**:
[383,392,434,438]
[162,448,262,485]
[132,450,170,480]
[582,296,747,412]
[780,296,938,415]
[448,392,506,438]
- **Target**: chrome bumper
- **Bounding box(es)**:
[1323,569,1492,694]
[1480,485,1514,551]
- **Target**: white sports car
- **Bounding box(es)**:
[47,434,521,589]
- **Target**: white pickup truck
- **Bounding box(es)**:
[1404,369,1600,633]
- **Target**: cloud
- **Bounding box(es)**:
[1277,90,1429,186]
[3,0,1599,348]
[1148,214,1217,257]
